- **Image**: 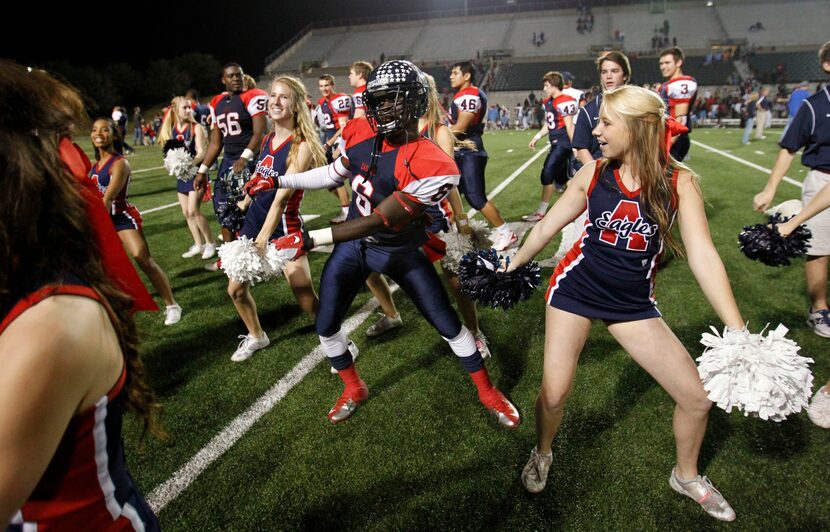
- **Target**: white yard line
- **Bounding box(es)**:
[146,286,396,512]
[691,140,803,189]
[147,145,543,512]
[133,165,165,174]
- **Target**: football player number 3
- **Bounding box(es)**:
[351,175,374,216]
[216,112,242,136]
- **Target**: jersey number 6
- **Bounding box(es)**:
[352,174,375,216]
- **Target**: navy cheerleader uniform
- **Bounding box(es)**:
[240,134,305,241]
[547,161,678,321]
[172,123,198,194]
[2,277,159,532]
[88,155,143,232]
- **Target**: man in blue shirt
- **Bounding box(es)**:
[781,81,811,138]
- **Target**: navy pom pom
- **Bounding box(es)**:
[217,202,245,232]
[458,249,541,310]
[738,213,811,267]
[162,138,186,156]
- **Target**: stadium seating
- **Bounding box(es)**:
[717,0,827,48]
[747,52,827,84]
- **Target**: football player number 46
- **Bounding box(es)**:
[216,112,241,136]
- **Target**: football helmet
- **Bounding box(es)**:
[364,60,428,134]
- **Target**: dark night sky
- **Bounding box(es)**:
[4,0,539,75]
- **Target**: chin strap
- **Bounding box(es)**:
[58,137,158,313]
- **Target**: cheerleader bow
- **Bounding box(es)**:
[663,115,689,158]
[58,136,158,313]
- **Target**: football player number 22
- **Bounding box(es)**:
[216,112,242,136]
[351,175,375,216]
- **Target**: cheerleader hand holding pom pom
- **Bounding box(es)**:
[457,249,541,310]
[738,213,811,267]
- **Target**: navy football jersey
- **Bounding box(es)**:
[209,89,268,160]
[318,93,352,131]
[341,118,459,250]
[780,86,830,170]
[543,94,577,145]
[659,76,697,132]
[450,86,487,150]
[572,95,602,159]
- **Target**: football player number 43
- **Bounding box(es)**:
[216,112,242,136]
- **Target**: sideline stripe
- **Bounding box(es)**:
[141,202,180,214]
[146,139,540,512]
[146,285,397,512]
[466,144,550,219]
[691,140,803,189]
[133,165,165,174]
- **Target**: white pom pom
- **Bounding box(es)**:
[553,211,588,263]
[697,324,814,421]
[263,242,286,278]
[163,148,197,181]
[217,237,283,285]
[440,220,491,272]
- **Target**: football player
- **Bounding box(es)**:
[449,61,518,251]
[524,71,577,222]
[658,47,697,161]
[349,61,373,119]
[193,63,267,246]
[273,60,520,428]
[318,74,352,223]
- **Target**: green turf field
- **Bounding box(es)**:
[90,127,828,531]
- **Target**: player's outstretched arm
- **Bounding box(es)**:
[277,156,353,190]
[508,161,594,270]
[677,170,744,328]
[753,148,796,212]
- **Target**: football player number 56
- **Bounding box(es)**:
[216,112,242,136]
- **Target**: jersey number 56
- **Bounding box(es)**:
[216,112,242,137]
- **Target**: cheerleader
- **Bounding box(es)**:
[157,96,216,260]
[0,60,159,530]
[508,86,743,521]
[226,75,322,362]
[89,118,182,325]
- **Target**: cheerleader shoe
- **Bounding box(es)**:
[669,468,736,522]
[164,303,182,326]
[808,386,830,428]
[806,308,830,338]
[475,332,491,360]
[231,333,269,362]
[327,381,369,423]
[492,229,518,252]
[521,212,545,223]
[330,341,359,374]
[201,243,217,260]
[365,312,403,337]
[521,447,552,493]
[181,244,203,258]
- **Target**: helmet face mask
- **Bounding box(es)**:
[364,60,428,135]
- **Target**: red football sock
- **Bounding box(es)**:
[468,367,495,400]
[337,364,365,391]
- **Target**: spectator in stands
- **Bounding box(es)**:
[753,42,830,352]
[486,103,500,130]
[755,86,772,139]
[782,81,811,138]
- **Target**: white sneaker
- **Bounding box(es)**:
[182,244,203,258]
[365,312,403,337]
[201,243,217,260]
[331,341,359,374]
[669,468,736,522]
[204,260,220,272]
[806,308,830,338]
[521,447,552,493]
[521,212,545,223]
[164,303,182,325]
[231,333,270,362]
[808,386,830,428]
[475,332,491,360]
[492,229,518,252]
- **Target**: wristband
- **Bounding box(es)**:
[198,164,210,174]
[240,148,255,161]
[457,215,469,226]
[309,227,334,247]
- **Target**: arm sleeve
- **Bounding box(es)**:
[278,157,352,190]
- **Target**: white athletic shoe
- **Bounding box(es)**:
[521,447,552,493]
[806,308,830,338]
[164,303,182,326]
[331,341,359,374]
[669,468,736,522]
[201,243,217,260]
[521,212,545,223]
[492,230,518,252]
[808,386,830,428]
[231,333,270,362]
[475,332,491,360]
[365,313,403,337]
[182,244,203,258]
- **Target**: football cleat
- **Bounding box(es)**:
[480,388,520,428]
[327,382,369,423]
[331,341,359,375]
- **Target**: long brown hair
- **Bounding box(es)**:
[0,60,162,438]
[271,75,326,169]
[600,85,694,256]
